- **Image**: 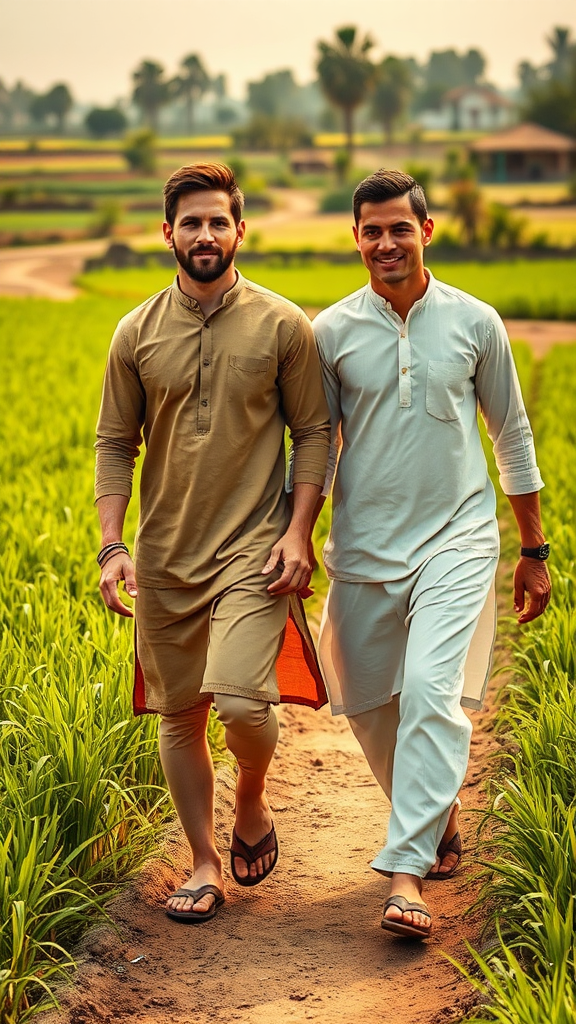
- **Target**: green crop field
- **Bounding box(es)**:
[0,296,231,1022]
[1,284,575,1021]
[458,344,576,1024]
[78,258,576,319]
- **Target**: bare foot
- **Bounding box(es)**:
[383,873,430,932]
[233,778,275,881]
[166,858,224,916]
[430,798,461,876]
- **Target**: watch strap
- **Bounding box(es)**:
[520,543,550,560]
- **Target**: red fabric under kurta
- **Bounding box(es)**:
[133,592,327,715]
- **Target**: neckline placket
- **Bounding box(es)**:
[197,319,213,434]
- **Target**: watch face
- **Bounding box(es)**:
[539,543,550,559]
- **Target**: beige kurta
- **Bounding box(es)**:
[95,273,331,713]
[95,273,331,585]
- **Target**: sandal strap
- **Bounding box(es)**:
[168,884,224,903]
[230,825,277,865]
[436,830,462,860]
[384,895,431,918]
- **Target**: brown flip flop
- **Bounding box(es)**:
[425,830,462,880]
[165,884,225,923]
[230,824,278,887]
[381,895,432,939]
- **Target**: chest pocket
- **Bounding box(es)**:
[228,355,270,373]
[227,354,272,404]
[426,360,472,422]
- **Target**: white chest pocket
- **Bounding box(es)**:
[426,360,472,422]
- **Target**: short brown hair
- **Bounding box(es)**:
[163,162,245,226]
[353,169,428,225]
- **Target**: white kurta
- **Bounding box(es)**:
[314,270,543,584]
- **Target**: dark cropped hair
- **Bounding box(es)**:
[353,169,428,225]
[163,162,245,226]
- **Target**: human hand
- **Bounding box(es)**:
[99,553,138,617]
[513,557,551,623]
[262,530,313,595]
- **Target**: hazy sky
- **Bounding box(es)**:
[2,0,575,105]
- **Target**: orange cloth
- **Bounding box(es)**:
[133,593,327,715]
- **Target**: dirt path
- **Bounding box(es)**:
[43,688,499,1024]
[0,190,317,301]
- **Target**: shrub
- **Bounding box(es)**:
[319,186,354,213]
[124,129,157,176]
[85,107,127,138]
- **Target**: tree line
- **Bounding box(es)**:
[0,25,574,146]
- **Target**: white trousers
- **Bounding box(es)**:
[318,550,497,877]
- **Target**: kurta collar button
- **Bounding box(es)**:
[401,367,408,374]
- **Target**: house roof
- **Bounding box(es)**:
[443,86,514,108]
[470,122,576,153]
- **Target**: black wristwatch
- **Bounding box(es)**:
[520,543,550,561]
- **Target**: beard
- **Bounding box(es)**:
[173,238,238,283]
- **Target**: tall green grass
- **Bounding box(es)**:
[0,298,228,1021]
[459,345,576,1023]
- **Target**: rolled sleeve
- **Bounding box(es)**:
[94,326,145,501]
[476,314,544,495]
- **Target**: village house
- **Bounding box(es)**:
[418,85,515,133]
[470,122,576,182]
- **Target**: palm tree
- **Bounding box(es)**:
[316,26,375,157]
[547,26,574,81]
[372,57,413,145]
[172,54,210,134]
[132,60,168,131]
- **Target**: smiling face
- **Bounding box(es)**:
[353,194,434,296]
[163,190,245,284]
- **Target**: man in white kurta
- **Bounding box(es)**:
[314,169,551,939]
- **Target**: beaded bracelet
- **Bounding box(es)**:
[96,541,129,567]
[98,550,130,570]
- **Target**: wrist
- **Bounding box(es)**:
[97,541,130,568]
[518,530,546,547]
[285,521,312,541]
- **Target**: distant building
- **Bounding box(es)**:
[418,86,515,133]
[470,122,576,182]
[290,150,330,174]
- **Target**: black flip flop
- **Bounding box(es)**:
[165,884,225,923]
[230,824,278,887]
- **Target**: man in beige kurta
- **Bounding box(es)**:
[95,163,330,923]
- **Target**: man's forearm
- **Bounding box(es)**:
[96,494,130,546]
[287,482,323,539]
[506,491,546,547]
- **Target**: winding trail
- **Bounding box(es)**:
[0,190,317,301]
